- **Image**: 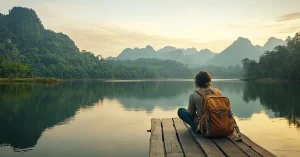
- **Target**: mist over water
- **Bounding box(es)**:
[0,80,299,157]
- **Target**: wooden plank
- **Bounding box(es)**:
[173,118,206,157]
[213,138,248,157]
[150,118,165,157]
[183,122,225,157]
[162,118,184,157]
[228,136,261,157]
[234,133,276,157]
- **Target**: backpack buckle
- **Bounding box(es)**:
[217,109,226,119]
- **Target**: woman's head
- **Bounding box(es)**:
[194,71,212,88]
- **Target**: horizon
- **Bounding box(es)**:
[108,36,285,55]
[1,0,300,57]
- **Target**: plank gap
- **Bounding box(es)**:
[212,137,248,157]
[210,139,229,157]
[172,120,186,157]
[161,119,167,157]
[183,121,224,157]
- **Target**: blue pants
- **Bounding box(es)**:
[177,108,197,132]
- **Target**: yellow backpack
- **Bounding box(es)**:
[196,88,234,137]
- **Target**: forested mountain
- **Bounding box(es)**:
[114,46,216,66]
[114,58,192,78]
[207,37,286,66]
[243,32,300,80]
[0,7,192,79]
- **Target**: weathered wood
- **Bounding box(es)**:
[183,122,225,157]
[235,133,276,157]
[150,118,275,157]
[162,118,184,157]
[150,118,165,157]
[173,118,206,157]
[228,136,261,157]
[213,137,248,157]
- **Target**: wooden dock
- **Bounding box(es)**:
[149,118,275,157]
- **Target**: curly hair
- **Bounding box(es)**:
[195,71,212,88]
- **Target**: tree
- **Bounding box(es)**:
[242,31,300,80]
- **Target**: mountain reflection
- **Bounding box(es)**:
[0,80,299,150]
[0,82,102,150]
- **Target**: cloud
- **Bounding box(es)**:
[228,24,281,29]
[277,26,300,34]
[55,24,232,57]
[277,12,300,22]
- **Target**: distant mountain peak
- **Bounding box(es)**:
[199,48,214,54]
[122,48,132,52]
[145,45,153,49]
[264,37,285,46]
[236,37,251,43]
[268,36,278,40]
[157,46,177,53]
[230,37,253,47]
[184,47,198,55]
[163,46,176,49]
[186,47,198,51]
[263,37,286,51]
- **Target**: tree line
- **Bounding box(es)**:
[0,7,192,79]
[242,32,300,80]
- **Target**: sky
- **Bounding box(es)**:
[1,0,300,57]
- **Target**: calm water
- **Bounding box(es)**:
[0,80,300,157]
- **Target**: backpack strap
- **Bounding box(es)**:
[196,88,219,96]
[212,88,219,95]
[195,89,207,114]
[195,89,207,97]
[195,88,219,113]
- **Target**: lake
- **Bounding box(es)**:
[0,79,299,157]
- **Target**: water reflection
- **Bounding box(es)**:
[0,80,299,154]
[242,82,300,127]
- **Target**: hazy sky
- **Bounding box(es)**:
[1,0,300,57]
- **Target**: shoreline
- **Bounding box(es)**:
[0,78,62,83]
[240,78,300,83]
[0,77,244,83]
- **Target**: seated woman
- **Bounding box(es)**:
[177,71,222,132]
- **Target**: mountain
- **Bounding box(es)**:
[183,47,198,55]
[117,45,156,60]
[105,56,116,60]
[157,46,177,53]
[206,37,286,66]
[262,37,286,51]
[0,7,192,79]
[186,49,216,65]
[116,45,195,65]
[116,37,285,67]
[116,46,216,66]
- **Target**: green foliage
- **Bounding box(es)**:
[0,41,20,61]
[114,58,192,78]
[0,7,193,79]
[0,55,33,78]
[242,32,300,80]
[190,65,244,78]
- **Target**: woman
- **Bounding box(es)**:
[177,71,222,132]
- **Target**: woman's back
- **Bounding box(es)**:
[188,87,223,121]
